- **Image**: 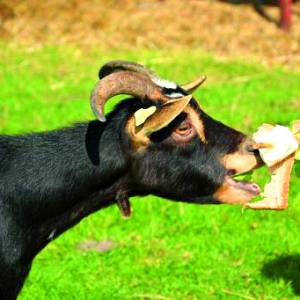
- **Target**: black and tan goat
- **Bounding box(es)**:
[0,61,262,299]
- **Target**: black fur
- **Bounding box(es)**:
[0,98,249,299]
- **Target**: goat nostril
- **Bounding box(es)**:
[246,144,255,153]
[244,139,258,154]
[245,142,261,157]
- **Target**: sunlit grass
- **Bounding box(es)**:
[1,44,300,299]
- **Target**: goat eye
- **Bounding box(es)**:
[170,118,196,143]
[175,122,192,136]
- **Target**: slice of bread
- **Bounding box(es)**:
[245,153,295,210]
[246,121,299,210]
[253,124,298,167]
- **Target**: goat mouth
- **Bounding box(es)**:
[226,170,261,196]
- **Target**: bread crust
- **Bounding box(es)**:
[245,153,295,210]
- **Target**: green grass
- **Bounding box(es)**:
[1,44,300,299]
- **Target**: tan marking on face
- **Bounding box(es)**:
[126,116,150,150]
[222,151,259,174]
[184,106,206,143]
[214,183,255,204]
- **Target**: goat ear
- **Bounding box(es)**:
[182,76,206,94]
[129,95,193,146]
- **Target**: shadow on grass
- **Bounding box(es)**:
[262,254,300,295]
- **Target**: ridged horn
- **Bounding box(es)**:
[99,60,158,80]
[91,71,180,122]
[182,76,207,93]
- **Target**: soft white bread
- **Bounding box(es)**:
[253,124,299,167]
[246,122,299,210]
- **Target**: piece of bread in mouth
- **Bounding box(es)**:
[246,122,299,210]
[253,124,298,167]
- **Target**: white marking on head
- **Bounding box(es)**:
[152,78,177,89]
[167,92,185,98]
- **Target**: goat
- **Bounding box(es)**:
[0,61,262,299]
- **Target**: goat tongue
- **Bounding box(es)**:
[116,191,131,218]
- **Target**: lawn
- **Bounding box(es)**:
[1,44,300,300]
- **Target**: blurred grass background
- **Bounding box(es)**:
[1,44,300,299]
[1,0,300,299]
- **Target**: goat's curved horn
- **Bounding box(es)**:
[99,60,158,80]
[182,76,207,94]
[99,60,180,92]
[90,70,177,122]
